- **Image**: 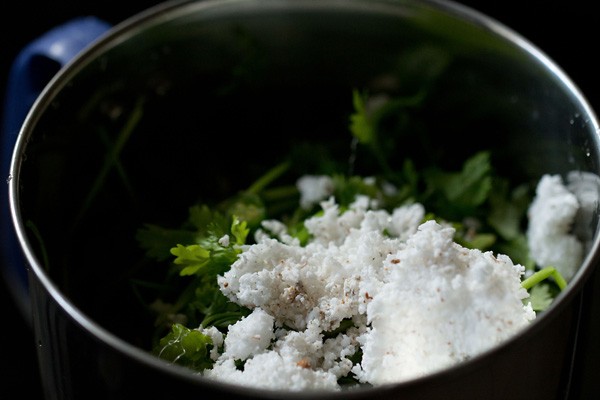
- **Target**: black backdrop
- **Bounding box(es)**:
[1,1,597,399]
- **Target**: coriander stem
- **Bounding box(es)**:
[521,266,567,291]
[551,269,568,290]
[246,161,291,194]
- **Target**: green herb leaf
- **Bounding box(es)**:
[428,151,492,208]
[136,224,197,261]
[527,284,554,312]
[155,323,214,371]
[171,244,211,276]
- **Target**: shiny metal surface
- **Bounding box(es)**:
[4,0,600,398]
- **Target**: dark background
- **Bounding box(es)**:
[1,1,598,399]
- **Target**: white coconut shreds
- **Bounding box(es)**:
[353,221,535,384]
[296,175,335,210]
[527,174,583,281]
[203,192,538,390]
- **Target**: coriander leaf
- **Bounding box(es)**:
[136,224,197,261]
[527,284,554,312]
[218,192,266,230]
[171,244,210,276]
[440,151,492,207]
[154,323,214,371]
[349,89,374,145]
[188,204,221,232]
[332,175,380,208]
[231,216,249,245]
[456,232,496,250]
[422,151,492,219]
[488,180,531,241]
[494,234,535,270]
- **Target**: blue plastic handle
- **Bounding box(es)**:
[1,16,112,320]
